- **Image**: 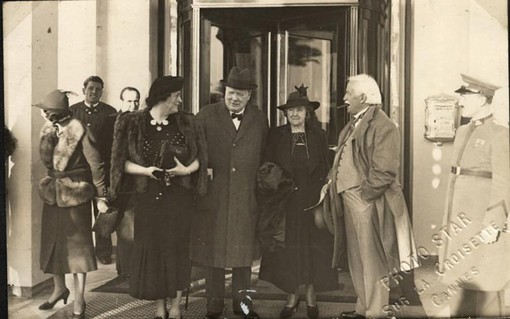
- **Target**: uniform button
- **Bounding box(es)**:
[231,167,236,172]
[233,143,236,147]
[156,197,160,200]
[294,186,299,191]
[86,123,91,126]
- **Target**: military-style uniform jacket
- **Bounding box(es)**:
[70,101,117,137]
[439,116,510,291]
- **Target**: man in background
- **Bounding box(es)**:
[104,86,141,275]
[70,75,117,265]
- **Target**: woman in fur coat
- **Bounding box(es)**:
[35,90,109,319]
[109,76,207,319]
[259,86,338,319]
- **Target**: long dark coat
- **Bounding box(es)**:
[258,124,338,292]
[38,119,107,274]
[190,101,269,268]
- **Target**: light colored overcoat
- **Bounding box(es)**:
[438,117,510,291]
[190,101,269,268]
[339,105,419,272]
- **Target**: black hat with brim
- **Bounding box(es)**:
[277,85,320,111]
[221,67,258,90]
[277,98,320,111]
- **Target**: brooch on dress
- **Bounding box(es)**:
[150,119,169,131]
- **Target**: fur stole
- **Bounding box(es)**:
[39,119,95,207]
[109,109,208,200]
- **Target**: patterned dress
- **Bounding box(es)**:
[129,113,194,300]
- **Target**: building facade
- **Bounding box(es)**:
[3,0,508,296]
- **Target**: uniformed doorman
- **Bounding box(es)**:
[191,67,269,319]
[439,74,510,317]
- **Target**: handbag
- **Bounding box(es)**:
[92,207,119,238]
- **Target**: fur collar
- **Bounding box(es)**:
[40,119,85,171]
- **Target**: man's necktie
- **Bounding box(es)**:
[231,113,244,121]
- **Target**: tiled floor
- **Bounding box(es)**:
[8,256,510,318]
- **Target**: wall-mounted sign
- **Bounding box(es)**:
[424,95,459,143]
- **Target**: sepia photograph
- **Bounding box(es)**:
[3,0,509,318]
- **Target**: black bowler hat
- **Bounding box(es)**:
[277,84,320,111]
[220,67,257,90]
[33,90,75,113]
[148,76,184,101]
[455,73,500,97]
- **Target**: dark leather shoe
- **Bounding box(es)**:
[306,304,319,319]
[340,311,365,318]
[279,299,300,319]
[243,310,260,319]
[39,288,70,310]
[98,256,112,265]
[205,311,223,319]
[154,310,169,319]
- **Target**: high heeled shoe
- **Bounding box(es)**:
[306,304,319,319]
[279,298,300,319]
[70,302,86,319]
[38,288,70,310]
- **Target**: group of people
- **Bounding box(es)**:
[32,66,508,319]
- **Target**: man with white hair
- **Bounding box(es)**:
[331,74,418,318]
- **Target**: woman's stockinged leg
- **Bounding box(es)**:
[305,284,316,306]
[169,290,183,318]
[155,299,167,318]
[73,273,87,314]
[49,274,67,302]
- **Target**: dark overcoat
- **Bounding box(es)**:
[190,101,269,268]
[38,119,107,274]
[258,124,339,292]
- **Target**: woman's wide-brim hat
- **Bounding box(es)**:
[148,76,184,101]
[220,67,258,90]
[32,90,71,113]
[277,84,320,111]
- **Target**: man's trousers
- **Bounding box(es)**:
[342,186,390,317]
[206,266,251,313]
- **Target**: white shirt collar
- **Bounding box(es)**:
[354,106,369,119]
[84,101,99,108]
[230,109,245,115]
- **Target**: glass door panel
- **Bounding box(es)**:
[200,9,271,112]
[198,7,348,147]
[278,8,347,146]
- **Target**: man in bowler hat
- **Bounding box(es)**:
[191,67,269,319]
[70,75,117,265]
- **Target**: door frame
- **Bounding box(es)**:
[182,1,360,114]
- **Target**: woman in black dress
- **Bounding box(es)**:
[259,85,338,319]
[109,76,207,319]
